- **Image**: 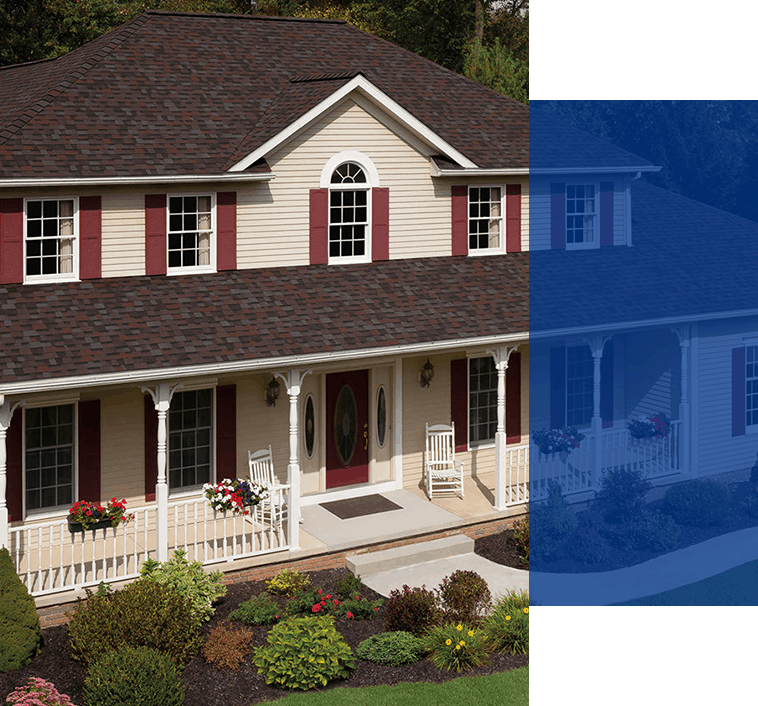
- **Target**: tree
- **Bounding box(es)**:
[463,37,527,103]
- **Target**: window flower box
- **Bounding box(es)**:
[67,498,134,532]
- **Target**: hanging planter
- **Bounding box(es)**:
[67,517,113,533]
[67,498,134,532]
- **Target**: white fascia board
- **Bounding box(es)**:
[228,75,478,172]
[0,332,528,396]
[431,166,530,178]
[0,173,275,188]
[529,166,661,175]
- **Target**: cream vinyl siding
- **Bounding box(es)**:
[101,191,145,277]
[238,98,451,268]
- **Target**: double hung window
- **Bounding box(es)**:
[746,345,758,428]
[168,195,213,271]
[566,345,593,427]
[566,184,597,247]
[168,389,213,491]
[469,357,497,445]
[468,187,503,253]
[25,199,77,280]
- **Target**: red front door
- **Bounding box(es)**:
[326,369,369,489]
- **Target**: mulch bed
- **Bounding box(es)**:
[0,531,527,705]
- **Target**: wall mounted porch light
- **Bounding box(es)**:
[420,359,435,388]
[266,376,280,407]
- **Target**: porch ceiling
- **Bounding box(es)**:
[1,255,527,388]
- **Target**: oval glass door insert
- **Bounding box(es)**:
[334,385,358,466]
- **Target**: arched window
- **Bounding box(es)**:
[329,162,370,261]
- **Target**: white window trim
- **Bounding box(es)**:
[22,402,78,519]
[23,196,80,284]
[565,182,600,251]
[166,192,217,276]
[468,185,505,256]
[323,153,378,266]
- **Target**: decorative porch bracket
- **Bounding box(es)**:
[582,336,612,489]
[672,326,692,476]
[486,346,518,511]
[0,396,25,548]
[274,369,311,551]
[140,382,183,562]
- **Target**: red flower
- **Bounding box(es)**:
[346,611,354,619]
[312,604,321,613]
[85,510,92,516]
[332,599,340,605]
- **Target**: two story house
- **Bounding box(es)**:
[0,10,531,598]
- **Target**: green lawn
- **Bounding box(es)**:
[266,667,529,706]
[615,559,758,605]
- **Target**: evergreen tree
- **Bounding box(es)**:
[0,547,42,673]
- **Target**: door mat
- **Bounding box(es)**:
[320,494,403,520]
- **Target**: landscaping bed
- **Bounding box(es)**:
[0,541,528,706]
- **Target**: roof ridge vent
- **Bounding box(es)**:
[289,71,362,83]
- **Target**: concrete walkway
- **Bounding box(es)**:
[531,525,758,605]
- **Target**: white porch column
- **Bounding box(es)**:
[141,382,182,562]
[0,396,24,549]
[588,339,607,490]
[674,327,691,475]
[275,369,311,551]
[487,346,517,511]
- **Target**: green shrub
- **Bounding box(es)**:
[423,622,489,672]
[355,631,426,666]
[5,677,75,705]
[482,590,529,655]
[662,479,730,527]
[202,622,253,670]
[0,547,42,673]
[83,646,184,706]
[384,584,441,636]
[140,548,225,624]
[335,571,363,600]
[437,570,491,625]
[621,509,681,553]
[512,516,529,567]
[68,579,201,666]
[339,595,383,620]
[594,467,651,524]
[531,481,577,562]
[742,485,758,517]
[252,615,355,690]
[229,593,281,626]
[266,568,311,596]
[568,513,609,564]
[285,588,343,617]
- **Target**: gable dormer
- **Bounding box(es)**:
[529,108,660,250]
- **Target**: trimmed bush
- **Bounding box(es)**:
[621,509,681,553]
[423,622,489,672]
[512,516,529,567]
[355,631,426,666]
[437,570,491,625]
[384,584,441,636]
[228,593,281,626]
[202,623,253,670]
[68,579,201,666]
[5,678,75,705]
[531,481,577,561]
[140,548,226,625]
[482,590,529,655]
[0,547,42,673]
[265,568,311,596]
[339,595,383,620]
[568,513,609,565]
[83,646,184,706]
[252,615,355,690]
[662,478,730,527]
[335,571,363,600]
[594,467,651,524]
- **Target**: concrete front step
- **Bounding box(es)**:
[346,534,474,577]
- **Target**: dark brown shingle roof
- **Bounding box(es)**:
[0,255,527,386]
[0,11,528,179]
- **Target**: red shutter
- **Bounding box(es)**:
[215,384,237,479]
[79,196,102,280]
[0,198,23,284]
[216,191,237,271]
[451,185,468,256]
[78,399,101,502]
[450,358,468,452]
[600,181,614,247]
[309,188,329,265]
[505,184,522,253]
[371,187,390,261]
[6,407,22,521]
[551,183,566,250]
[506,351,521,444]
[600,340,614,428]
[144,394,158,501]
[550,346,566,429]
[733,347,746,437]
[145,194,167,275]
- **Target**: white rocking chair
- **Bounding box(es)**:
[248,446,289,528]
[424,423,465,499]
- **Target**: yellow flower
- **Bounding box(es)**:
[524,607,529,614]
[460,640,465,646]
[455,645,461,650]
[456,624,463,631]
[446,639,452,645]
[468,630,474,637]
[506,615,511,621]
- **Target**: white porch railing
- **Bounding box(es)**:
[507,421,683,506]
[8,492,290,597]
